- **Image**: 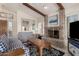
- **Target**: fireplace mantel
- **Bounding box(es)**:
[48,26,63,30]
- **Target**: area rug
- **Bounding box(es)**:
[29,46,37,56]
[43,48,65,56]
[29,47,64,56]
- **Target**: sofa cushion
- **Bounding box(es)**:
[0,41,7,52]
[0,34,9,51]
[18,32,34,42]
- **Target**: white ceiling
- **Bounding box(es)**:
[0,3,44,19]
[29,3,59,16]
[29,3,79,16]
[1,3,79,17]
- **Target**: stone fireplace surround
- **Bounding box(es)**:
[45,26,66,53]
[44,9,66,54]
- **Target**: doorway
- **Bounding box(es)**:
[0,20,7,35]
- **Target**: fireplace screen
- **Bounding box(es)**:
[48,30,59,39]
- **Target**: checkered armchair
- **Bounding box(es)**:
[0,34,29,56]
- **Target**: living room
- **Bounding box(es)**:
[0,3,79,56]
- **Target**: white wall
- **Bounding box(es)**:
[0,3,44,35]
[0,4,17,37]
[65,4,79,16]
[16,4,44,34]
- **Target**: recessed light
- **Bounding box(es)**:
[44,6,48,9]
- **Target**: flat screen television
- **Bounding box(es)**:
[70,21,79,40]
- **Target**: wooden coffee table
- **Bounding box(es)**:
[27,39,51,56]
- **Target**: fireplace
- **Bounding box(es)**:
[48,29,59,39]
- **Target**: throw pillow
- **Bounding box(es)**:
[0,41,7,52]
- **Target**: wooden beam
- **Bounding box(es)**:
[56,3,64,10]
[23,3,46,17]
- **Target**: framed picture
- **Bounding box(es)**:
[48,14,59,27]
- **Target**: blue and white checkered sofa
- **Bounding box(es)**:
[0,34,30,56]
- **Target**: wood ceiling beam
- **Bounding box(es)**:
[23,3,46,17]
[56,3,64,10]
